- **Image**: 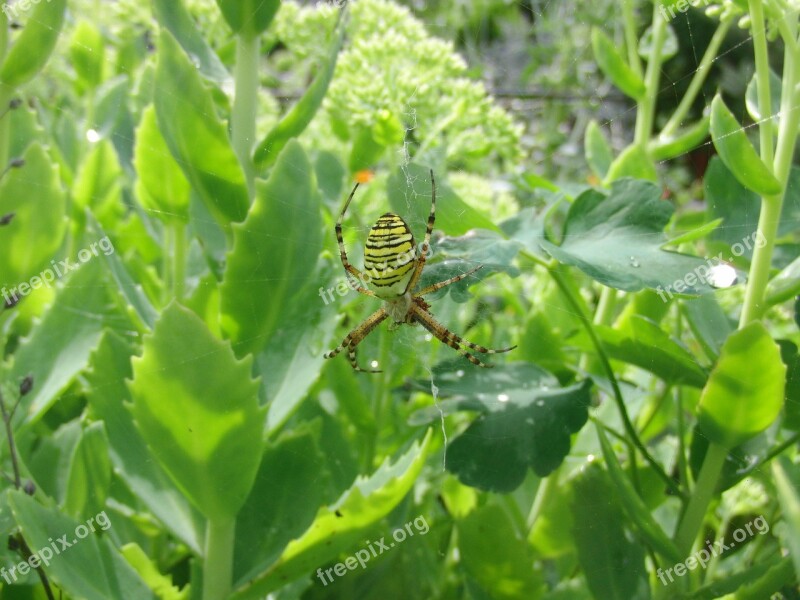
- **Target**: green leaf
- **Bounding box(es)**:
[595,424,683,563]
[779,340,800,431]
[216,0,280,35]
[541,179,715,294]
[591,28,645,100]
[409,364,591,492]
[662,217,722,247]
[234,424,332,581]
[69,20,105,91]
[64,422,111,521]
[697,322,785,449]
[572,464,650,600]
[650,115,710,161]
[229,431,431,598]
[766,254,800,305]
[0,143,66,291]
[154,30,249,227]
[220,140,323,358]
[458,505,545,599]
[152,0,230,87]
[639,22,678,60]
[253,17,345,169]
[8,491,156,600]
[121,544,189,600]
[387,164,500,236]
[134,105,191,223]
[591,315,707,387]
[585,120,614,178]
[604,143,658,184]
[129,303,265,520]
[681,295,733,362]
[745,69,781,134]
[86,330,204,553]
[0,0,66,90]
[10,259,111,427]
[709,95,782,196]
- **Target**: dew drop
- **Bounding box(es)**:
[629,256,640,268]
[497,393,509,402]
[370,360,379,369]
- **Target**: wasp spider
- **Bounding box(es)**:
[324,170,515,373]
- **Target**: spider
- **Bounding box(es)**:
[323,170,515,373]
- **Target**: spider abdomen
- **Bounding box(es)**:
[363,213,417,298]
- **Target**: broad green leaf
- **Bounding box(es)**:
[697,322,785,449]
[73,138,123,229]
[766,254,800,305]
[234,424,332,581]
[254,16,345,169]
[745,69,781,134]
[64,421,111,521]
[681,295,733,362]
[8,491,156,600]
[650,116,710,161]
[220,140,323,358]
[458,505,545,599]
[541,179,715,294]
[595,424,683,563]
[572,464,650,600]
[710,95,782,196]
[229,431,431,598]
[134,105,191,223]
[409,363,591,492]
[10,260,112,427]
[0,143,66,292]
[154,30,249,227]
[152,0,230,87]
[216,0,281,35]
[349,110,405,172]
[592,315,707,387]
[591,28,645,100]
[129,303,265,520]
[0,0,66,90]
[773,458,800,579]
[387,164,500,236]
[69,20,104,91]
[604,143,657,184]
[585,120,614,178]
[85,330,204,553]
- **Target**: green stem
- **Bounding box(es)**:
[231,31,260,198]
[621,0,643,77]
[660,19,732,138]
[674,441,727,554]
[202,516,235,600]
[739,11,800,326]
[162,225,173,306]
[634,5,667,146]
[172,222,186,301]
[526,472,555,534]
[549,265,684,499]
[748,0,775,166]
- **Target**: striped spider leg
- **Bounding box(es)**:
[324,170,515,372]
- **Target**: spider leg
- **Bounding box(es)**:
[335,182,377,298]
[403,169,436,295]
[324,308,388,373]
[411,304,515,368]
[414,265,483,297]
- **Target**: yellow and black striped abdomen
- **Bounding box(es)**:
[363,213,416,298]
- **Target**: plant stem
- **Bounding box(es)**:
[172,222,186,301]
[232,31,260,198]
[549,265,684,499]
[202,516,235,600]
[748,0,775,166]
[739,9,800,326]
[621,0,643,77]
[660,19,732,138]
[674,441,727,554]
[634,5,667,146]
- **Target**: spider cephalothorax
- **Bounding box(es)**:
[323,170,515,373]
